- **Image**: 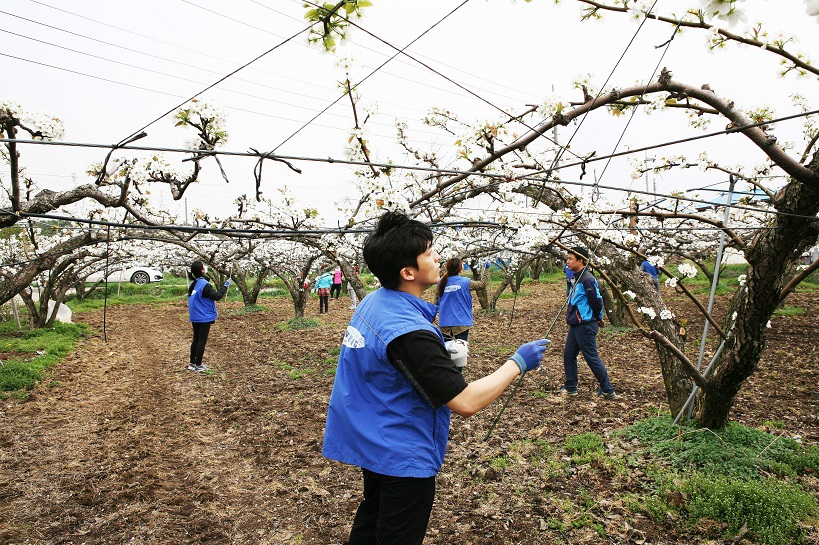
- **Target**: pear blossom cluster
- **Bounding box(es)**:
[699,0,747,28]
[677,262,698,278]
[637,306,657,320]
[0,98,65,140]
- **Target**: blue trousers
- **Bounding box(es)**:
[563,321,613,393]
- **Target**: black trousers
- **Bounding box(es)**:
[347,468,436,545]
[319,295,329,313]
[330,282,342,298]
[190,322,212,365]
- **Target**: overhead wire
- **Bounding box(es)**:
[271,0,475,152]
[252,0,542,107]
[0,52,454,148]
[298,0,584,162]
[11,2,457,122]
[5,131,818,221]
[0,28,451,141]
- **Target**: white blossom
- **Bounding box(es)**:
[659,309,674,320]
[677,263,698,278]
[665,277,679,288]
[637,306,657,320]
[700,0,748,27]
[623,290,637,300]
[537,94,568,118]
[647,255,665,268]
[731,311,738,321]
[766,320,772,328]
[737,274,747,286]
[623,233,641,247]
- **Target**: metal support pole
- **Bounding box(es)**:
[685,175,735,420]
[674,338,727,424]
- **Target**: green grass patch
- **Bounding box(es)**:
[620,415,819,545]
[0,321,87,396]
[275,317,320,331]
[622,415,818,478]
[774,306,805,317]
[564,432,605,465]
[684,475,814,545]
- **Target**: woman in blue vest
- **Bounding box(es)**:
[436,257,487,342]
[187,260,230,372]
[323,211,549,545]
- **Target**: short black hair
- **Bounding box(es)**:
[363,211,433,290]
[190,260,205,278]
[568,246,590,263]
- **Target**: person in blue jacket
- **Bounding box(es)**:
[560,246,616,398]
[323,211,550,545]
[313,271,333,314]
[640,259,660,291]
[435,257,488,343]
[187,260,230,372]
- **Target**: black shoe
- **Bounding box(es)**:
[596,388,616,399]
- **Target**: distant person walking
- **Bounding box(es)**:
[560,247,616,399]
[187,260,230,373]
[640,259,660,291]
[436,257,487,342]
[331,266,343,299]
[314,271,333,314]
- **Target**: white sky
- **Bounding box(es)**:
[2,0,818,225]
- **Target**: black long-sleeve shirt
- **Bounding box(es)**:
[386,330,468,409]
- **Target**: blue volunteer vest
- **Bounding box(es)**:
[188,277,217,323]
[322,288,450,478]
[437,275,474,327]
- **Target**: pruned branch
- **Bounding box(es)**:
[645,329,711,392]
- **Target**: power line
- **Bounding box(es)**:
[12,1,454,121]
[0,27,450,140]
[249,0,543,107]
[0,52,185,99]
[1,134,812,221]
[271,0,474,152]
[301,0,584,163]
[0,50,457,147]
[539,108,819,174]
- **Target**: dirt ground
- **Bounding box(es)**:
[1,283,817,544]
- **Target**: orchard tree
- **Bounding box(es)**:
[307,0,819,428]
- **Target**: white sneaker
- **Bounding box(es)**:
[194,364,209,372]
[186,363,197,371]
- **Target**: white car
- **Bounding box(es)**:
[86,266,164,285]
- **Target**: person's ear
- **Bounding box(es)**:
[400,267,416,281]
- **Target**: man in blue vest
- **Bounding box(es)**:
[323,211,549,545]
[560,246,616,399]
[640,259,660,290]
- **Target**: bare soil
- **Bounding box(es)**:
[1,283,817,544]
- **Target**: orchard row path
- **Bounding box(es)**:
[1,284,817,544]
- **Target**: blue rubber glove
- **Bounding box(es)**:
[225,278,232,288]
[510,339,551,375]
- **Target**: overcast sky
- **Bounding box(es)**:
[2,0,818,224]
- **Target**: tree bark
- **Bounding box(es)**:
[698,161,819,428]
